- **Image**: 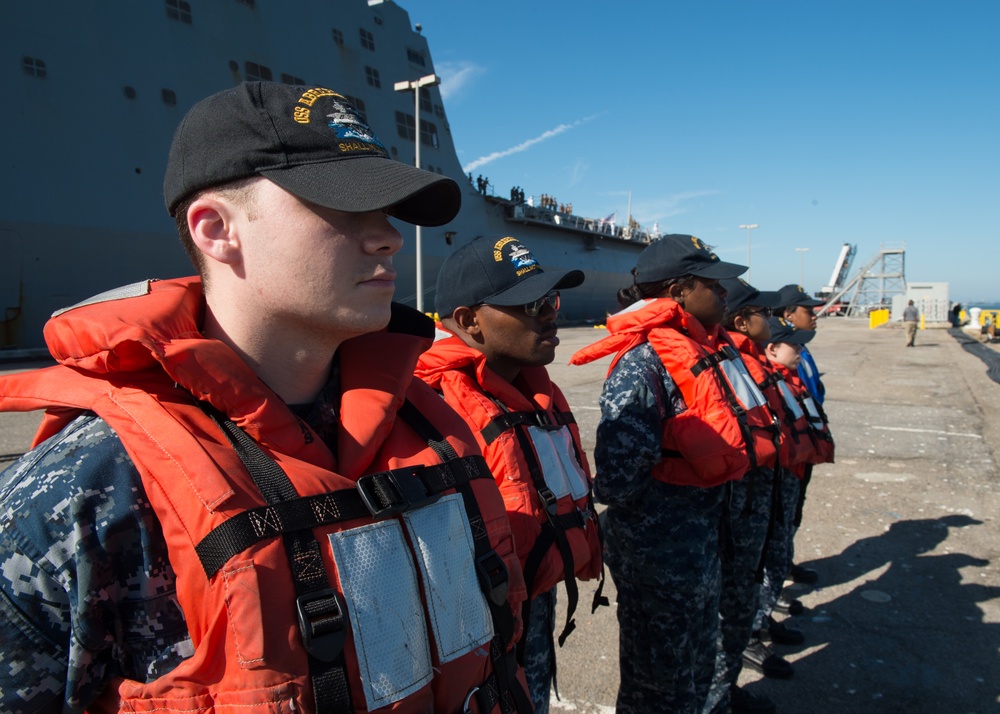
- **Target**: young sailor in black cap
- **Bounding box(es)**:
[571,235,776,714]
[775,284,828,586]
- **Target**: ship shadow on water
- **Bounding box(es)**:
[746,514,1000,713]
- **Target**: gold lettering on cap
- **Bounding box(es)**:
[298,87,339,107]
[492,236,518,262]
[293,106,311,124]
[339,141,373,152]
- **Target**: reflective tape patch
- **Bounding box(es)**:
[402,493,494,663]
[527,426,590,501]
[328,520,432,710]
[802,396,824,426]
[777,381,805,421]
[720,358,769,410]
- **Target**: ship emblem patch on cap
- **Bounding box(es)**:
[691,235,719,261]
[494,236,539,277]
[292,87,387,156]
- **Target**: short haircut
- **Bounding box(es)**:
[173,176,261,280]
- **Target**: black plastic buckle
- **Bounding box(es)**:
[356,468,440,518]
[537,486,559,516]
[476,549,509,606]
[296,589,348,663]
[532,410,559,430]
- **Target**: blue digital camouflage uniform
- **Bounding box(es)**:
[594,343,724,714]
[704,466,775,714]
[523,587,557,714]
[0,414,192,713]
[755,468,801,631]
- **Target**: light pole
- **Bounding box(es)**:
[394,73,440,314]
[795,247,809,286]
[739,224,758,282]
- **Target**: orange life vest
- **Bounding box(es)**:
[728,331,813,470]
[416,328,605,651]
[0,278,529,714]
[773,362,836,469]
[571,298,777,487]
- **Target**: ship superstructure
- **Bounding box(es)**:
[2,0,650,350]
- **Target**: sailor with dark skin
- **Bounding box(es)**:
[571,234,767,714]
[416,236,603,714]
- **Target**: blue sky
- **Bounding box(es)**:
[401,0,999,302]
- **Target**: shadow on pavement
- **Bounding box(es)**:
[746,515,999,712]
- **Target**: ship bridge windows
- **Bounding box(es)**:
[418,87,432,113]
[365,66,381,88]
[281,73,306,85]
[161,89,177,106]
[332,28,344,46]
[245,61,273,82]
[21,57,47,78]
[360,28,375,51]
[406,48,427,67]
[421,122,439,149]
[165,0,192,24]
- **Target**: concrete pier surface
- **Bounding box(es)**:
[547,318,1000,713]
[2,317,999,712]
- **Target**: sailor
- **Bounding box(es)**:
[775,284,827,587]
[750,316,835,682]
[571,234,764,713]
[0,82,532,713]
[700,277,791,714]
[416,236,604,714]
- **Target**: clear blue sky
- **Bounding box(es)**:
[401,0,999,302]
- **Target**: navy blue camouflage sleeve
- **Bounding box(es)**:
[0,415,191,713]
[593,343,682,508]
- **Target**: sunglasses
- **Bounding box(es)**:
[746,306,772,318]
[524,290,560,317]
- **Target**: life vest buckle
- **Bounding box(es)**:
[537,486,559,516]
[356,468,440,518]
[296,588,348,663]
[475,549,510,606]
[532,410,559,430]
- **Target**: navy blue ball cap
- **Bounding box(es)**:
[164,82,460,226]
[635,234,747,283]
[767,316,815,345]
[721,277,784,313]
[776,284,824,309]
[435,236,584,317]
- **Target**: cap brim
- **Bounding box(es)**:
[690,260,748,280]
[483,269,585,307]
[775,328,815,345]
[261,157,461,227]
[752,290,785,309]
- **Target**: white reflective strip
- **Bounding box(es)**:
[777,381,805,421]
[802,395,824,426]
[527,425,590,501]
[402,493,494,664]
[799,355,815,379]
[720,358,769,410]
[328,521,432,710]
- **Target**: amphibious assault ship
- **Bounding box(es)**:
[1,0,654,350]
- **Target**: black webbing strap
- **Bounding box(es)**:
[481,409,578,447]
[205,409,352,713]
[396,400,532,714]
[195,456,491,578]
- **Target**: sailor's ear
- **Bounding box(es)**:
[186,195,241,266]
[450,306,482,337]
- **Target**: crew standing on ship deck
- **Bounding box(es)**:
[571,234,761,713]
[416,236,605,714]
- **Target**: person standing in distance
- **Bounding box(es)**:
[416,236,604,714]
[0,82,531,714]
[903,299,921,347]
